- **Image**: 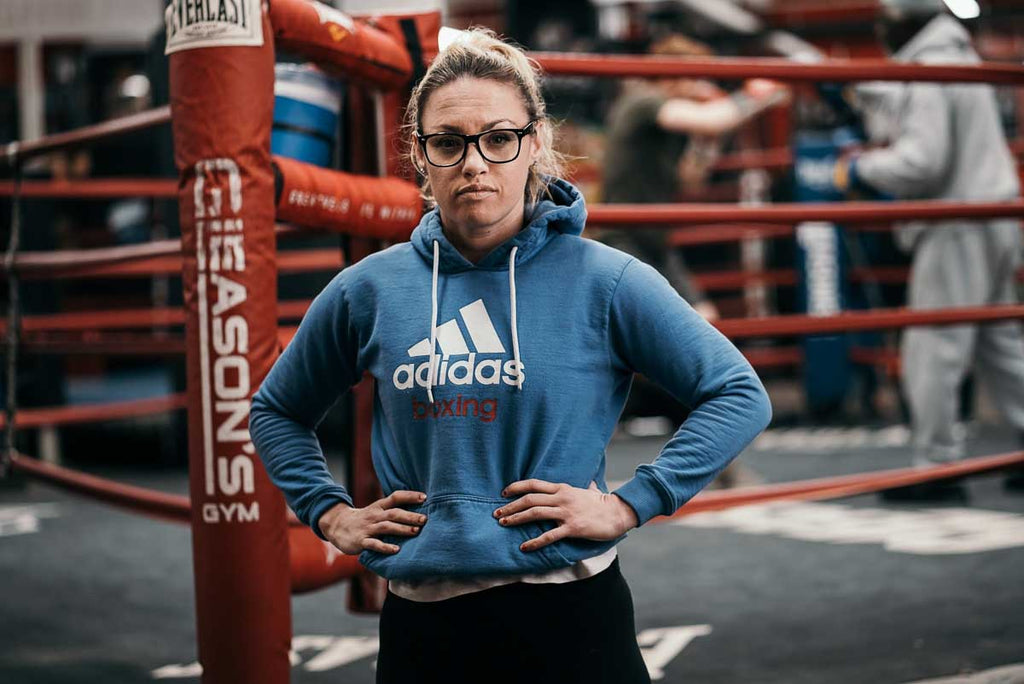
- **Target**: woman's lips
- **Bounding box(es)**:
[456,186,496,200]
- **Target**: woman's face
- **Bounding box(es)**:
[417,77,541,238]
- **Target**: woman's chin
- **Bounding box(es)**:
[448,204,505,230]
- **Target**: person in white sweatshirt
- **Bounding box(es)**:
[836,0,1024,498]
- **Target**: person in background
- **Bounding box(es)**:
[600,34,786,485]
[601,33,788,321]
[835,0,1024,499]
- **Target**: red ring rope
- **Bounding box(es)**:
[0,179,177,199]
[11,247,342,280]
[716,303,1024,339]
[4,107,171,164]
[6,225,308,277]
[690,266,1022,292]
[0,394,187,430]
[666,224,796,247]
[6,451,363,594]
[18,333,185,356]
[587,200,1024,225]
[0,299,312,336]
[532,53,1024,84]
[673,450,1024,517]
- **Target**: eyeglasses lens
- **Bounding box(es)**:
[425,135,465,166]
[479,131,519,162]
[425,130,521,166]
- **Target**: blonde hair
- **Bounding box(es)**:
[405,28,564,207]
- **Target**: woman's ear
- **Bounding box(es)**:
[529,120,544,163]
[412,143,428,175]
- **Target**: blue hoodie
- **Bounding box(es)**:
[249,178,771,581]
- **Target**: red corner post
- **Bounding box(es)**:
[167,3,291,682]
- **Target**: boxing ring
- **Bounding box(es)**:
[2,2,1024,681]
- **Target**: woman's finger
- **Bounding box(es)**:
[380,490,427,508]
[384,508,428,526]
[498,506,562,527]
[372,521,421,537]
[493,493,557,518]
[519,525,570,552]
[362,537,400,554]
[502,479,560,497]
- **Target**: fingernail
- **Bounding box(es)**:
[493,509,502,518]
[412,527,420,534]
[520,543,530,552]
[419,493,426,502]
[499,518,508,526]
[418,515,427,524]
[501,490,508,497]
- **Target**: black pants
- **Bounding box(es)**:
[376,558,651,684]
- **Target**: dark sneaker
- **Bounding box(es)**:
[1004,468,1024,493]
[879,479,969,504]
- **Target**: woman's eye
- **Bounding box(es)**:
[435,137,460,149]
[487,133,513,145]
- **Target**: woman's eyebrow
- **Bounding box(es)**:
[435,119,517,133]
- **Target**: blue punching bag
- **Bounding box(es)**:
[793,127,859,416]
[272,63,343,167]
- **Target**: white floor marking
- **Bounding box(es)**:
[152,662,203,679]
[902,662,1024,683]
[292,635,380,672]
[638,625,712,680]
[150,626,706,679]
[0,504,60,538]
[674,501,1024,554]
[751,425,913,452]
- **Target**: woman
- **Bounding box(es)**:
[249,28,772,684]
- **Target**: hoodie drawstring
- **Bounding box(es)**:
[426,241,524,401]
[427,240,440,403]
[508,246,523,391]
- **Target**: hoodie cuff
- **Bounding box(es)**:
[309,490,355,542]
[613,472,673,527]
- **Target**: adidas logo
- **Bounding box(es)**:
[392,299,526,391]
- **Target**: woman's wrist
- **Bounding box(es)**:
[612,493,640,533]
[317,501,352,537]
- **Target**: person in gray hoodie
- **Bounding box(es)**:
[836,0,1024,498]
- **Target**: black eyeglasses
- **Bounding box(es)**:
[417,120,537,168]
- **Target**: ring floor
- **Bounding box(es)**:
[1,424,1022,683]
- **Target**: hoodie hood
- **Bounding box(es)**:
[895,14,977,64]
[410,176,587,274]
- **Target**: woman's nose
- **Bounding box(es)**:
[462,141,488,175]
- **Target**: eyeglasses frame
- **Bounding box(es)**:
[416,120,538,168]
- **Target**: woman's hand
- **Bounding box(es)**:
[318,490,428,555]
[494,480,639,553]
